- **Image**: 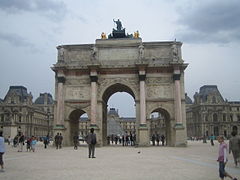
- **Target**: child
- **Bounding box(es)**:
[31,136,37,152]
[26,137,31,152]
[217,136,237,180]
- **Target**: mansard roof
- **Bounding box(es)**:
[4,86,31,102]
[34,93,54,104]
[198,85,224,101]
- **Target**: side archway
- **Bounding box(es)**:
[148,108,172,146]
[66,109,87,146]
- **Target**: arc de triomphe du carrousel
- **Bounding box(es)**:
[52,20,188,147]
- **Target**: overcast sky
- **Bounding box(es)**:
[0,0,239,117]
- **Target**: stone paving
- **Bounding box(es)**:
[1,141,239,180]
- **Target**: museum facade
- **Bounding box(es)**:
[186,85,240,138]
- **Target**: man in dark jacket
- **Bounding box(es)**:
[86,128,97,158]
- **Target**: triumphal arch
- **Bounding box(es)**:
[52,21,188,146]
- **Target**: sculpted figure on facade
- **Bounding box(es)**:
[138,43,144,60]
[58,46,65,61]
[91,46,97,61]
[101,32,107,39]
[134,30,140,38]
[172,42,178,61]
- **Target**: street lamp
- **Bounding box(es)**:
[47,110,50,137]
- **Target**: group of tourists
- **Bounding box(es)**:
[6,132,39,152]
[107,132,136,146]
[151,133,165,146]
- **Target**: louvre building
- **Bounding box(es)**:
[186,85,240,138]
[0,86,54,138]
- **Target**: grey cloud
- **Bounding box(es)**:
[0,32,34,48]
[0,0,67,21]
[176,0,240,44]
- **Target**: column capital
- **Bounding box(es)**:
[173,74,181,81]
[139,74,146,81]
[57,76,66,83]
[90,76,98,82]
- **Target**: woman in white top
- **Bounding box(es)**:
[0,131,5,172]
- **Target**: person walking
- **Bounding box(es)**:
[26,137,31,152]
[86,128,97,158]
[229,131,240,167]
[0,131,5,172]
[59,133,63,149]
[156,134,160,146]
[210,134,215,146]
[161,135,165,146]
[43,136,49,149]
[54,133,60,149]
[18,132,25,152]
[217,136,237,180]
[151,134,156,146]
[73,133,79,150]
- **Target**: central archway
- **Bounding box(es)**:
[101,83,136,146]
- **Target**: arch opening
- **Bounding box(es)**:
[149,108,171,146]
[102,83,136,146]
[68,109,88,145]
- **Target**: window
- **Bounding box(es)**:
[238,115,240,122]
[1,115,4,122]
[223,114,226,122]
[205,115,208,122]
[230,115,233,122]
[213,113,218,122]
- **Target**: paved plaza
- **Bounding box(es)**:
[1,141,239,180]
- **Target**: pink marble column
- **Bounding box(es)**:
[90,70,98,125]
[56,78,65,125]
[173,69,182,124]
[138,68,147,125]
[140,80,146,124]
[90,80,97,125]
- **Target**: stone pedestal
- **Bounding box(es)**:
[174,124,187,147]
[138,125,149,146]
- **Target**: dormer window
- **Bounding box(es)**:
[212,96,216,103]
[213,113,218,122]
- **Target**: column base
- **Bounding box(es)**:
[90,124,99,129]
[174,123,187,147]
[53,124,66,130]
[138,124,149,146]
[174,123,185,130]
